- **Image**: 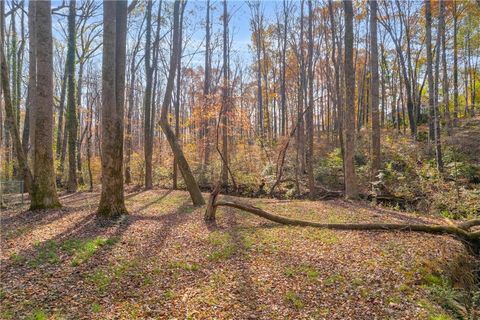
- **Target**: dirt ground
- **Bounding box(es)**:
[0,188,472,319]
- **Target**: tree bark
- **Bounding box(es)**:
[97,0,128,218]
[452,1,459,127]
[370,0,381,179]
[30,0,61,209]
[144,0,154,190]
[433,0,444,173]
[343,0,358,199]
[440,0,451,131]
[306,0,315,198]
[66,0,78,193]
[221,0,229,188]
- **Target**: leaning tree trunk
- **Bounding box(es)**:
[30,0,61,209]
[159,0,205,206]
[97,0,128,218]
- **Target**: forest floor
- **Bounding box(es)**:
[0,188,476,319]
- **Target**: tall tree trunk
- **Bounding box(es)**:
[370,0,381,179]
[280,0,288,136]
[30,0,61,209]
[25,0,36,159]
[433,0,444,172]
[221,0,229,187]
[306,0,315,197]
[0,0,32,193]
[343,0,358,199]
[426,0,443,174]
[76,62,85,184]
[380,43,386,127]
[297,0,306,175]
[173,2,185,190]
[144,0,153,189]
[159,0,205,206]
[452,1,459,127]
[56,67,67,162]
[201,0,211,180]
[66,0,78,193]
[440,0,451,131]
[98,0,128,218]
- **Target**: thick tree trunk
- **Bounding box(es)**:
[159,0,205,206]
[30,0,61,209]
[343,1,358,199]
[97,0,128,218]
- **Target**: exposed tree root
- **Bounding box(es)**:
[204,192,480,254]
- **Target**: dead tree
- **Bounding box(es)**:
[205,192,480,254]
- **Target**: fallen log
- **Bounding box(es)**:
[204,192,480,254]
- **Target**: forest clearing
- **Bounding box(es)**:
[1,188,476,319]
[1,0,480,319]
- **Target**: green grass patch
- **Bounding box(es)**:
[168,260,200,271]
[87,269,112,292]
[207,231,236,261]
[26,309,48,320]
[29,240,61,267]
[27,236,117,268]
[10,252,26,264]
[91,302,102,313]
[163,289,174,300]
[305,229,339,244]
[323,273,345,286]
[285,290,304,309]
[63,236,116,266]
[284,265,319,280]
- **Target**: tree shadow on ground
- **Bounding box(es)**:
[0,190,196,318]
